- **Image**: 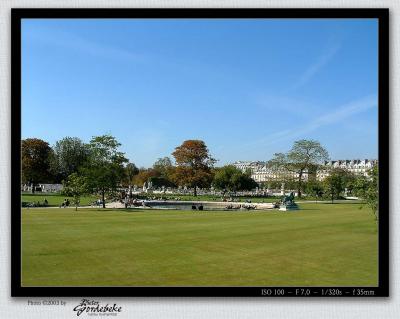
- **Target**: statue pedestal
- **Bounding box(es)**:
[279,203,299,211]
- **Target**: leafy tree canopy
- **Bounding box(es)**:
[123,162,139,186]
[22,138,54,191]
[171,140,216,195]
[304,180,324,202]
[353,166,379,222]
[213,165,258,192]
[153,157,174,180]
[268,139,329,197]
[82,135,128,208]
[62,173,89,211]
[50,137,89,182]
[323,168,354,203]
[153,157,173,170]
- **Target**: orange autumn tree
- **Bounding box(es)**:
[171,140,216,196]
[21,138,54,193]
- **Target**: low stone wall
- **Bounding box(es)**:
[105,200,276,210]
[142,200,275,210]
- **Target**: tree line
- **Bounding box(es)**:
[21,136,257,208]
[21,135,378,221]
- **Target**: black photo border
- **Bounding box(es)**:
[11,8,389,297]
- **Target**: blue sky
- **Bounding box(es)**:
[21,18,378,167]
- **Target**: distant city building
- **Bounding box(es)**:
[231,159,377,183]
[316,159,378,181]
[231,161,265,173]
[231,161,308,183]
[251,166,308,183]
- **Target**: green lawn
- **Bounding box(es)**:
[21,193,98,207]
[21,203,378,287]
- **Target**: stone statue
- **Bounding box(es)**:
[281,192,295,205]
[279,192,298,211]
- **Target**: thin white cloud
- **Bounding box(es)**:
[24,26,145,63]
[247,94,377,149]
[255,95,316,118]
[291,43,341,91]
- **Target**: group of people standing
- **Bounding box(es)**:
[60,198,70,208]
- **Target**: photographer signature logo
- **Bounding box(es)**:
[73,299,122,316]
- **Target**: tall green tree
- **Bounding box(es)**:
[21,138,54,193]
[62,173,89,211]
[125,163,139,185]
[281,177,298,192]
[82,135,128,208]
[268,139,329,197]
[153,157,173,175]
[323,168,353,203]
[213,165,258,193]
[124,162,139,196]
[152,157,176,187]
[171,140,216,196]
[50,137,89,182]
[305,180,324,203]
[353,166,379,222]
[268,181,282,190]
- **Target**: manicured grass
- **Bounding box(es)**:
[21,203,378,287]
[21,193,98,207]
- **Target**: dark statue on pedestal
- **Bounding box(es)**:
[279,192,298,211]
[281,192,295,205]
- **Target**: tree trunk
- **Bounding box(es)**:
[75,204,78,211]
[297,172,303,198]
[102,189,105,208]
[331,193,334,204]
[31,182,35,194]
[193,185,197,197]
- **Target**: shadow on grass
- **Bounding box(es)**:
[320,202,365,206]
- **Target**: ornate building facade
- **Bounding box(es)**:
[316,159,378,181]
[230,161,265,172]
[231,161,308,183]
[231,159,377,183]
[251,166,309,183]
